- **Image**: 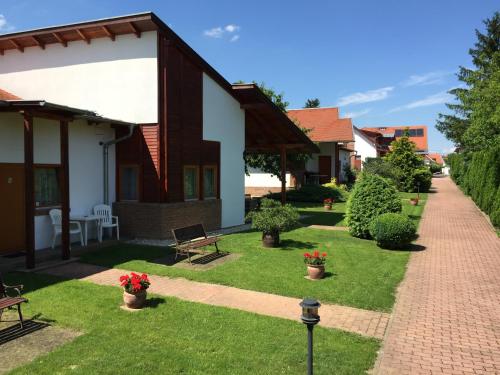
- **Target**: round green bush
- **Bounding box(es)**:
[411,168,432,193]
[346,173,402,238]
[369,213,417,249]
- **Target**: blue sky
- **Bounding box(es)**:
[1,0,498,153]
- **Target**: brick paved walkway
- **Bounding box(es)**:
[375,177,500,375]
[41,262,389,339]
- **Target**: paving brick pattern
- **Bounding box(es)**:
[375,177,500,375]
[41,262,389,339]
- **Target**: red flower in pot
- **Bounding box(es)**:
[304,250,327,279]
[120,272,151,309]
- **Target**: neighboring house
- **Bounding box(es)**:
[361,125,429,154]
[426,153,444,165]
[352,126,378,169]
[0,12,315,267]
[245,107,354,195]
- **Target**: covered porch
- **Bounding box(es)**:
[0,99,136,269]
[232,84,319,204]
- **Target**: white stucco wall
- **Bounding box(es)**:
[0,32,158,124]
[244,168,292,188]
[0,114,115,250]
[202,73,245,228]
[354,128,377,165]
[339,149,351,182]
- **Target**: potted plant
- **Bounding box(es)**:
[246,198,299,248]
[410,197,419,206]
[323,198,333,210]
[120,272,151,309]
[304,250,327,280]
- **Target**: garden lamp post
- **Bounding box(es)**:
[300,298,321,375]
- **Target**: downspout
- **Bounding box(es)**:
[99,124,136,205]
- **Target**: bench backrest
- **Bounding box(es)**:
[0,272,5,297]
[172,224,207,244]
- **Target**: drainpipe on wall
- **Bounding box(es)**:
[99,124,136,205]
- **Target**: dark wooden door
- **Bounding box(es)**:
[0,164,25,254]
[318,156,332,184]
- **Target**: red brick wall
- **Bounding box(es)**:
[114,200,221,239]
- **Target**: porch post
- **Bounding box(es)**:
[23,113,35,269]
[280,145,286,205]
[60,120,70,260]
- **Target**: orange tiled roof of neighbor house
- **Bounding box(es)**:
[287,107,354,142]
[427,153,444,165]
[0,88,21,100]
[361,125,428,151]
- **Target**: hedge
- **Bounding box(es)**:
[447,146,500,227]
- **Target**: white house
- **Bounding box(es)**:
[0,12,316,267]
[353,126,378,167]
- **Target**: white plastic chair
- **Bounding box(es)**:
[93,204,119,241]
[49,209,84,249]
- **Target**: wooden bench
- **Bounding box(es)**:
[0,272,28,329]
[171,224,220,264]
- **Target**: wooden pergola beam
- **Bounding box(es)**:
[31,36,45,50]
[101,26,115,41]
[76,29,91,44]
[128,22,141,38]
[52,32,68,47]
[23,113,35,269]
[9,39,24,53]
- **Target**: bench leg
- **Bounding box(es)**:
[17,304,24,329]
[187,250,192,264]
[214,242,220,253]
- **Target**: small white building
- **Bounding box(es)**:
[353,126,378,167]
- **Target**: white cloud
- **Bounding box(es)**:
[337,87,394,106]
[343,108,371,118]
[225,24,240,33]
[204,27,224,38]
[389,91,453,113]
[0,14,15,33]
[203,24,241,41]
[402,71,452,87]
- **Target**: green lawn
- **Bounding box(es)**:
[294,192,427,228]
[81,227,409,312]
[5,273,379,375]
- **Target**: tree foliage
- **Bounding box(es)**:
[304,98,320,108]
[436,12,500,151]
[243,82,312,181]
[385,130,431,192]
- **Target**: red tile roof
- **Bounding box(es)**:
[427,153,444,165]
[0,88,21,100]
[361,125,428,151]
[287,107,354,142]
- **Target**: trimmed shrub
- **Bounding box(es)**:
[369,213,417,249]
[448,147,500,227]
[346,173,402,238]
[429,162,442,174]
[266,184,346,203]
[411,168,432,193]
[246,198,300,236]
[363,157,397,182]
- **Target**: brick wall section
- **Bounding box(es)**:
[114,200,221,239]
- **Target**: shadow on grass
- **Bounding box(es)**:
[298,211,346,226]
[145,297,166,309]
[279,239,318,250]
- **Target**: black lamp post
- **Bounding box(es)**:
[300,298,321,375]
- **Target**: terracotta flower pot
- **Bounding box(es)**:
[324,204,332,211]
[123,290,147,309]
[410,199,419,206]
[306,264,325,280]
[262,232,280,248]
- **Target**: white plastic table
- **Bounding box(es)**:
[70,215,101,246]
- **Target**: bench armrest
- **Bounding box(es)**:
[3,284,24,297]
